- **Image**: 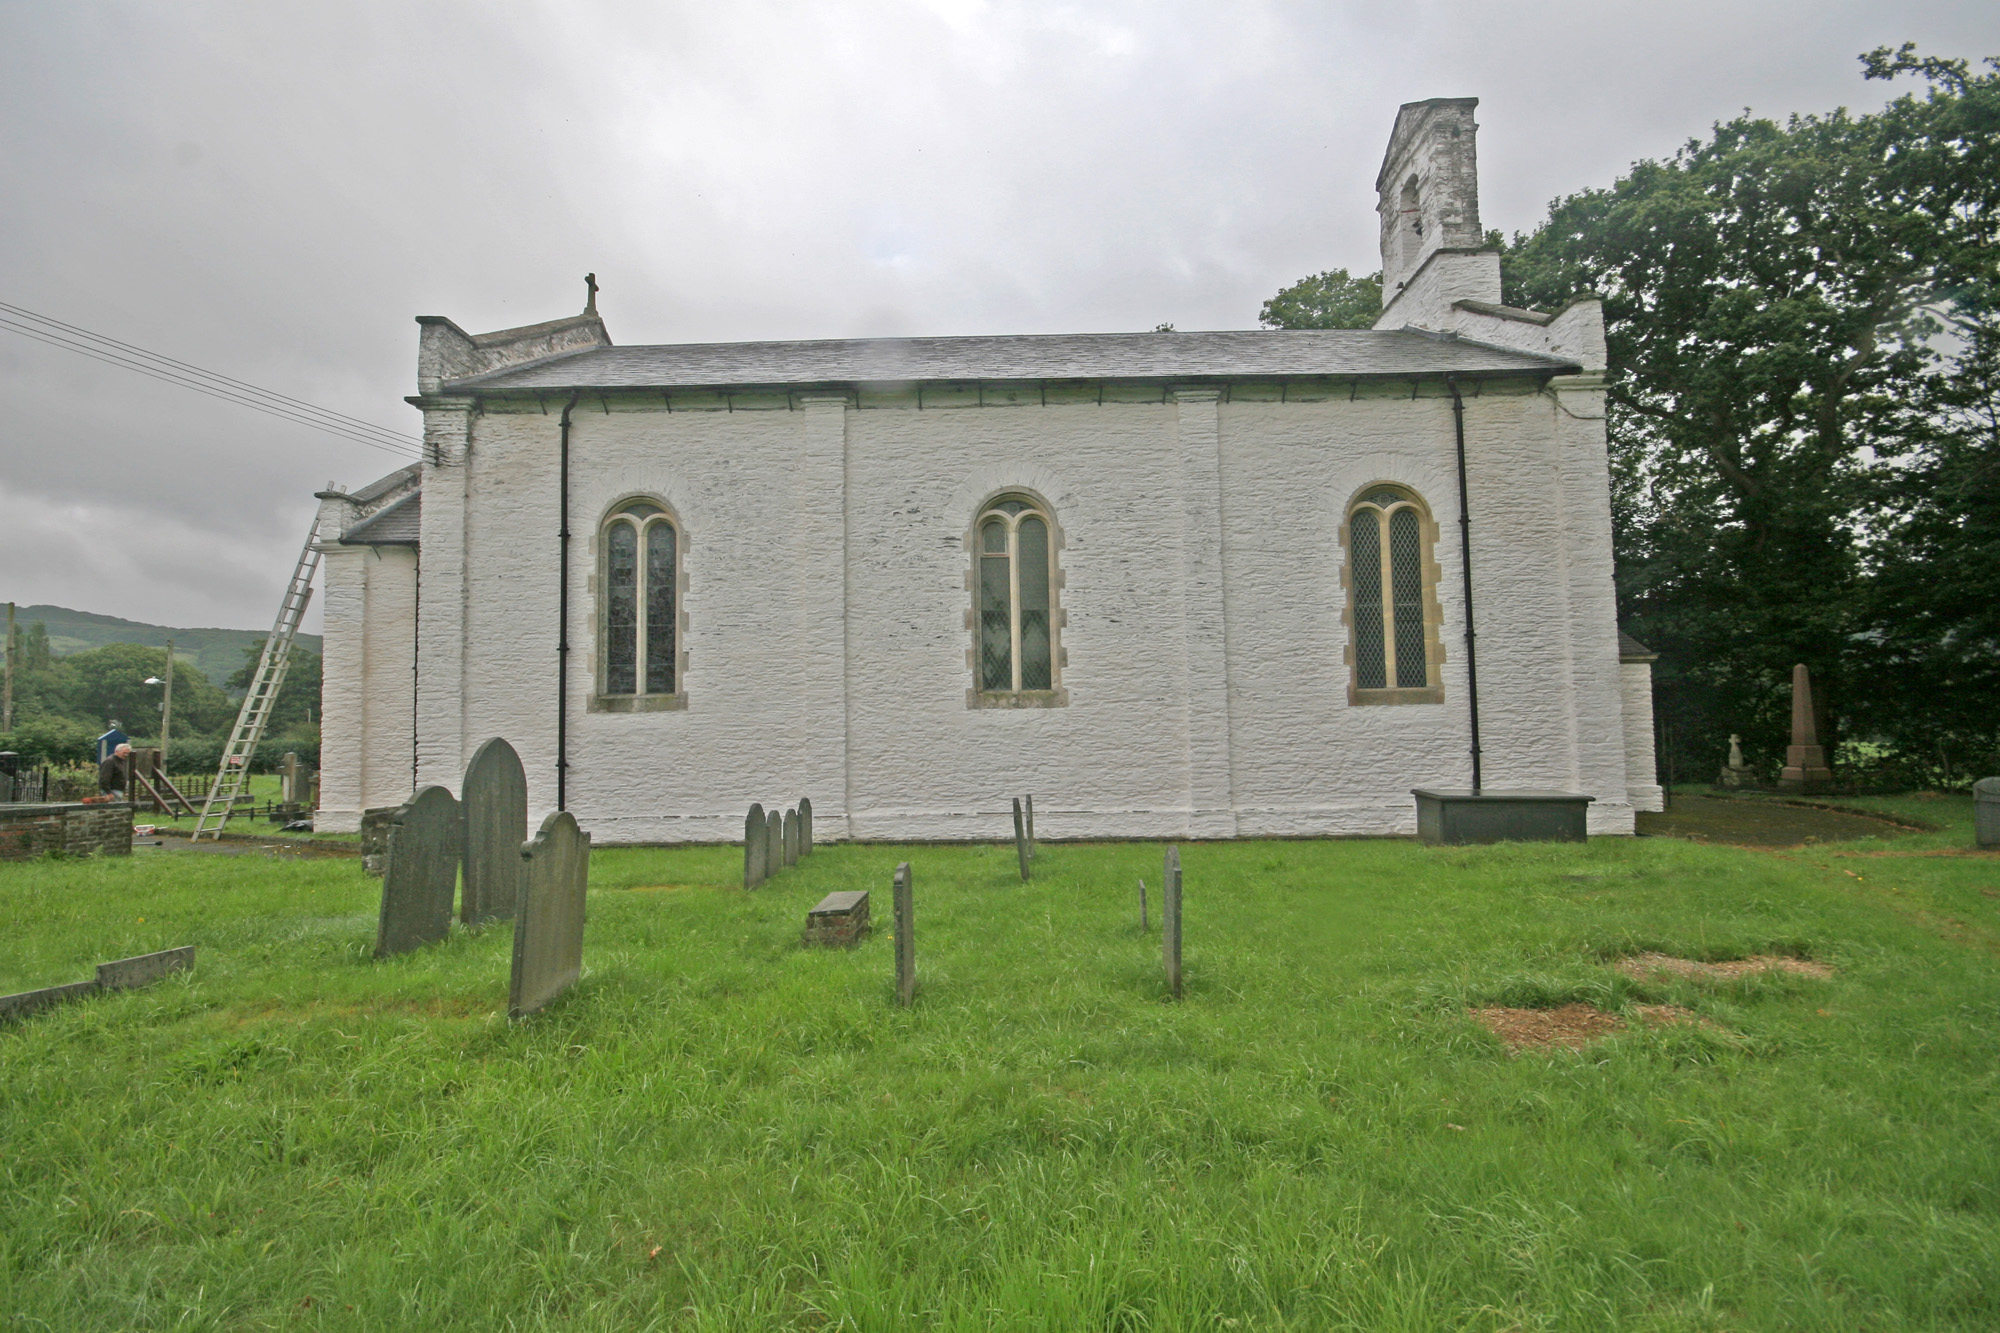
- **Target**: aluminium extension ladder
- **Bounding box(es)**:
[194,512,326,838]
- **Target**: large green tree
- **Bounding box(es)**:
[228,642,322,736]
[62,642,232,737]
[1491,47,2000,782]
[1259,268,1383,329]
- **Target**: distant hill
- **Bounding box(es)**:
[3,603,322,689]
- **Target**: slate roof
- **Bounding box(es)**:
[440,328,1576,393]
[340,490,420,546]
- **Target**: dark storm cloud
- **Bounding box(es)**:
[2,0,1994,631]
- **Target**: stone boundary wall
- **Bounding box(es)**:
[0,803,134,861]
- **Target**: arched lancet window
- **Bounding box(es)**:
[598,499,681,708]
[1345,484,1443,705]
[969,494,1066,706]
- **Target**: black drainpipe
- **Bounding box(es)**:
[557,391,580,810]
[1447,377,1483,793]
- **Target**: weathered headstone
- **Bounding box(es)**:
[461,737,528,924]
[893,862,915,1005]
[766,807,785,878]
[798,797,813,856]
[1162,846,1183,1000]
[375,786,461,958]
[97,945,195,990]
[1012,797,1030,882]
[1138,878,1149,932]
[510,809,590,1017]
[1717,733,1751,788]
[1778,664,1835,791]
[783,808,799,867]
[1024,794,1035,857]
[1975,777,2000,849]
[745,803,767,888]
[360,805,398,877]
[805,890,870,947]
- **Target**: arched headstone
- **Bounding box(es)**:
[745,804,767,888]
[783,808,799,867]
[766,807,784,877]
[376,786,461,957]
[510,809,590,1017]
[461,738,528,924]
[798,797,813,855]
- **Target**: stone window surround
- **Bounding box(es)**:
[588,493,690,713]
[963,488,1069,709]
[1340,480,1446,706]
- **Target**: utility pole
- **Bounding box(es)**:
[3,602,14,733]
[161,638,173,769]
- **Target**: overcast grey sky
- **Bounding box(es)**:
[3,0,1995,641]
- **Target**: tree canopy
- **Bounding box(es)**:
[1494,46,2000,783]
[1259,268,1383,329]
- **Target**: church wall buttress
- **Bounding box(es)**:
[415,402,472,792]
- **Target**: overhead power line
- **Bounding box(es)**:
[0,300,423,460]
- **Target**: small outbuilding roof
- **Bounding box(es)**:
[1618,631,1658,663]
[339,490,420,546]
[439,328,1577,394]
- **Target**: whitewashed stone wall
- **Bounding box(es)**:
[332,376,1640,842]
[1621,662,1664,812]
[316,542,416,831]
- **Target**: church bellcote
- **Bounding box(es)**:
[1374,98,1486,303]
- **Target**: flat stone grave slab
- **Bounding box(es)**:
[375,786,462,958]
[461,737,527,924]
[510,809,590,1018]
[805,890,870,948]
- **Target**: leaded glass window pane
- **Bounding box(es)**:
[1351,508,1385,690]
[981,519,1006,553]
[606,520,638,695]
[645,521,676,694]
[1017,517,1051,689]
[980,553,1012,690]
[1390,507,1426,687]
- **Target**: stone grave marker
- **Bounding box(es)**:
[1162,845,1183,1000]
[461,737,527,924]
[1024,794,1035,857]
[805,890,870,947]
[98,945,195,990]
[766,807,785,878]
[375,786,462,958]
[1975,777,2000,849]
[783,808,799,866]
[893,862,915,1005]
[1012,798,1030,882]
[745,803,767,888]
[1778,664,1835,791]
[360,805,398,877]
[510,809,590,1018]
[1138,878,1149,932]
[798,797,813,856]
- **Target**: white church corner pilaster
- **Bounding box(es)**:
[1172,387,1238,837]
[798,395,852,840]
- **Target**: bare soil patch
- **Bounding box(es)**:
[1635,796,1913,847]
[1472,1001,1716,1052]
[1616,951,1833,982]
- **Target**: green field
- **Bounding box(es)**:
[3,799,1996,1330]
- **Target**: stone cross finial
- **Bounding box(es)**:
[584,273,599,315]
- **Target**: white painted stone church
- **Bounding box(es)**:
[316,97,1662,842]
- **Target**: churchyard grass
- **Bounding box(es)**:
[2,802,1996,1330]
